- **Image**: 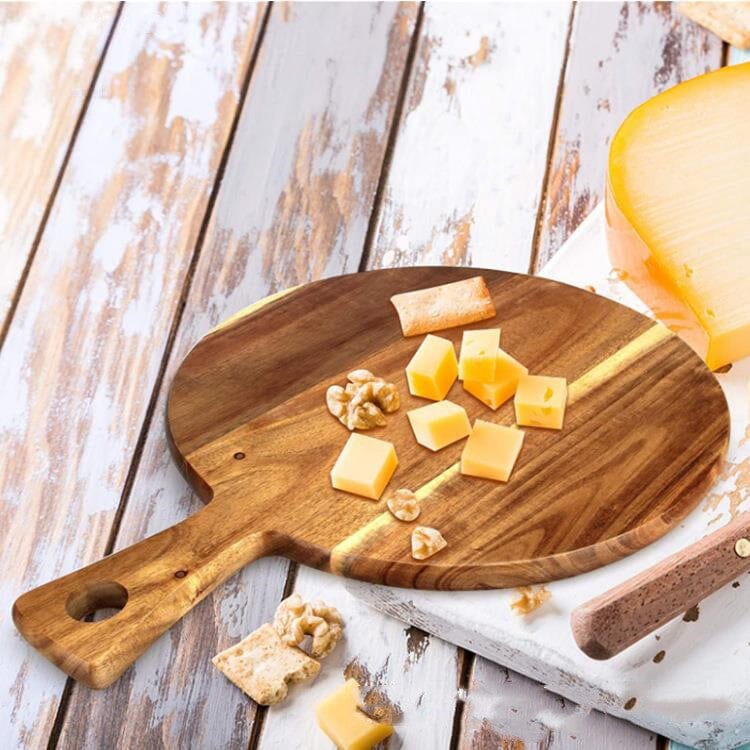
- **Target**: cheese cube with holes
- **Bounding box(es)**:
[458,328,500,382]
[316,678,393,750]
[405,334,458,400]
[514,375,567,430]
[407,400,471,451]
[463,348,528,410]
[461,420,525,482]
[330,433,398,500]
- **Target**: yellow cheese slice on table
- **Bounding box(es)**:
[606,62,750,371]
[316,678,394,750]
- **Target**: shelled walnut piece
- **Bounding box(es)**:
[387,488,421,522]
[411,526,447,560]
[273,593,345,658]
[326,369,400,430]
[511,585,551,615]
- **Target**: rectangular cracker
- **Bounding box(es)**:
[212,623,320,705]
[680,2,750,48]
[390,276,496,337]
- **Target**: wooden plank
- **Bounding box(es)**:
[534,1,722,271]
[0,2,117,333]
[257,5,476,747]
[0,4,265,747]
[456,5,717,743]
[367,2,572,273]
[458,658,659,749]
[57,3,419,747]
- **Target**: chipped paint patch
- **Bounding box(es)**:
[344,658,403,724]
[404,626,430,670]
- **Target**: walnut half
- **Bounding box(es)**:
[326,370,400,430]
[387,488,421,522]
[411,526,447,560]
[511,585,551,616]
[272,593,345,659]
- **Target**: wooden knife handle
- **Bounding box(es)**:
[12,501,273,688]
[571,513,750,659]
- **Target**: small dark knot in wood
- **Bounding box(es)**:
[233,452,246,460]
[174,570,188,579]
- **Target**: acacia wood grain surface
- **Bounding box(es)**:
[14,268,729,692]
[2,2,734,747]
[0,2,117,332]
[0,3,265,746]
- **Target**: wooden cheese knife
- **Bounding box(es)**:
[572,510,750,659]
[12,267,729,688]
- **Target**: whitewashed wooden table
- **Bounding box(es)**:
[0,3,741,748]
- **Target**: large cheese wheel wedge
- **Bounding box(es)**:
[606,63,750,371]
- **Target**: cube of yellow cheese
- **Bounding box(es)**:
[316,678,393,750]
[330,433,398,500]
[406,334,458,400]
[461,419,525,482]
[458,328,500,382]
[463,348,528,410]
[514,375,567,430]
[407,400,471,451]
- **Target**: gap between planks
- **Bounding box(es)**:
[358,2,426,274]
[44,4,274,748]
[0,4,123,354]
[527,1,576,276]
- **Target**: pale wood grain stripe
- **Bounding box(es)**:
[1,4,264,746]
[57,4,420,748]
[0,2,118,335]
[534,1,722,271]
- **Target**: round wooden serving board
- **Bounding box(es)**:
[13,267,729,688]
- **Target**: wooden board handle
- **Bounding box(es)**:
[571,513,750,659]
[12,501,273,688]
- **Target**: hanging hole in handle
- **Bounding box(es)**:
[65,581,129,622]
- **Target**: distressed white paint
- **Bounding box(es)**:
[0,4,261,747]
[369,2,571,272]
[56,4,419,748]
[351,204,750,749]
[461,657,658,748]
[258,569,459,749]
[0,3,116,328]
